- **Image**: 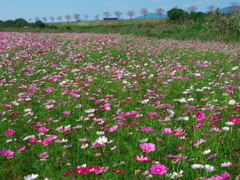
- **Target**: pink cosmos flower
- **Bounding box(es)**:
[150,164,167,175]
[0,150,14,156]
[173,130,183,137]
[37,127,49,132]
[140,143,155,153]
[141,126,152,132]
[195,111,205,120]
[5,129,14,136]
[161,128,172,134]
[207,176,223,180]
[229,117,240,124]
[62,111,71,115]
[18,146,26,153]
[108,125,118,132]
[134,154,148,161]
[220,172,230,178]
[42,137,52,146]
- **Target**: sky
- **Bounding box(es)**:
[0,0,237,22]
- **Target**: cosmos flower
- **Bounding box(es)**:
[134,154,149,161]
[5,129,14,136]
[150,164,167,175]
[140,143,155,153]
[0,150,14,156]
[195,111,205,120]
[161,128,172,134]
[42,137,52,146]
[95,136,108,145]
[24,174,38,180]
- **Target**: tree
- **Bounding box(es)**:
[49,16,55,23]
[127,10,135,19]
[114,11,123,18]
[57,16,62,22]
[187,5,197,12]
[42,17,47,23]
[167,8,188,22]
[65,15,71,22]
[230,2,239,14]
[207,5,215,13]
[140,8,148,19]
[73,13,81,22]
[35,17,40,22]
[29,18,32,23]
[156,8,165,18]
[94,14,99,21]
[103,11,111,18]
[34,20,45,28]
[15,18,29,28]
[84,14,89,21]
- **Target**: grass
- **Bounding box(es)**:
[48,18,166,26]
[0,32,239,180]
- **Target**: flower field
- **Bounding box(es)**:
[0,32,239,180]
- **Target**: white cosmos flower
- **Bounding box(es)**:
[225,122,234,125]
[179,98,187,102]
[229,99,236,105]
[96,136,108,145]
[139,138,148,142]
[81,143,88,149]
[204,164,215,172]
[24,174,38,180]
[222,127,230,131]
[96,131,105,135]
[191,164,204,169]
[202,149,211,155]
[231,66,239,70]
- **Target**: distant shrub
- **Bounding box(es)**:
[14,18,29,28]
[167,8,188,22]
[66,26,71,30]
[34,20,45,28]
[4,20,15,27]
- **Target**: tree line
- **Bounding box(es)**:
[0,2,239,29]
[30,2,239,23]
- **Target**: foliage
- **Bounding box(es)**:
[33,20,46,28]
[167,8,188,22]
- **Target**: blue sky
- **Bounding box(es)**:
[0,0,237,21]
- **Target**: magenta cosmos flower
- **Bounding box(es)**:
[195,111,205,120]
[5,129,14,136]
[150,164,167,175]
[0,150,14,156]
[140,143,155,153]
[42,137,52,146]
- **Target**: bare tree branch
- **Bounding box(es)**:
[49,16,55,23]
[230,2,239,14]
[65,15,71,22]
[187,5,198,12]
[35,17,39,21]
[42,17,47,23]
[114,11,123,18]
[156,8,165,17]
[103,11,111,18]
[127,10,135,19]
[139,8,148,19]
[73,14,81,22]
[84,14,89,21]
[57,16,62,22]
[94,14,100,21]
[207,5,215,12]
